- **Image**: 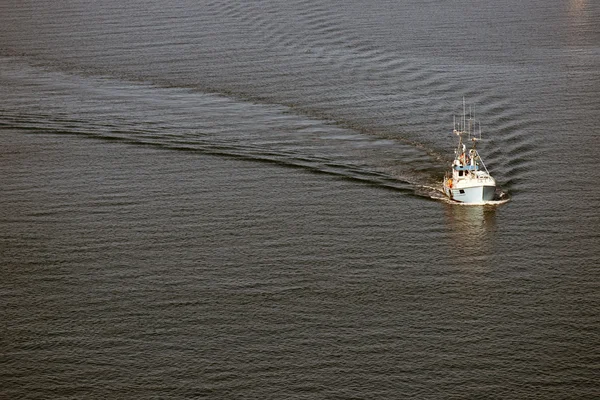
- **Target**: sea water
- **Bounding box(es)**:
[1,0,599,398]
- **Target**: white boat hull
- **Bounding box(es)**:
[444,184,496,203]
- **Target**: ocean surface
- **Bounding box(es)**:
[1,0,599,398]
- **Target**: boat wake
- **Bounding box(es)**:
[1,58,520,205]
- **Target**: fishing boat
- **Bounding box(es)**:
[443,100,496,203]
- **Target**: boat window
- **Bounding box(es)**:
[459,171,463,176]
[459,189,465,194]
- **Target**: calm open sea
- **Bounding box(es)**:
[1,0,599,398]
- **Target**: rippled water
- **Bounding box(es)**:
[1,0,599,398]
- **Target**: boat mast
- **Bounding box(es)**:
[469,104,472,141]
[462,97,466,136]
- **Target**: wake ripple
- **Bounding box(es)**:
[0,58,431,197]
[1,0,541,198]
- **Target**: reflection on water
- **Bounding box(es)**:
[569,0,587,13]
[443,203,498,260]
[567,0,594,47]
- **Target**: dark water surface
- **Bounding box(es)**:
[1,0,599,398]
